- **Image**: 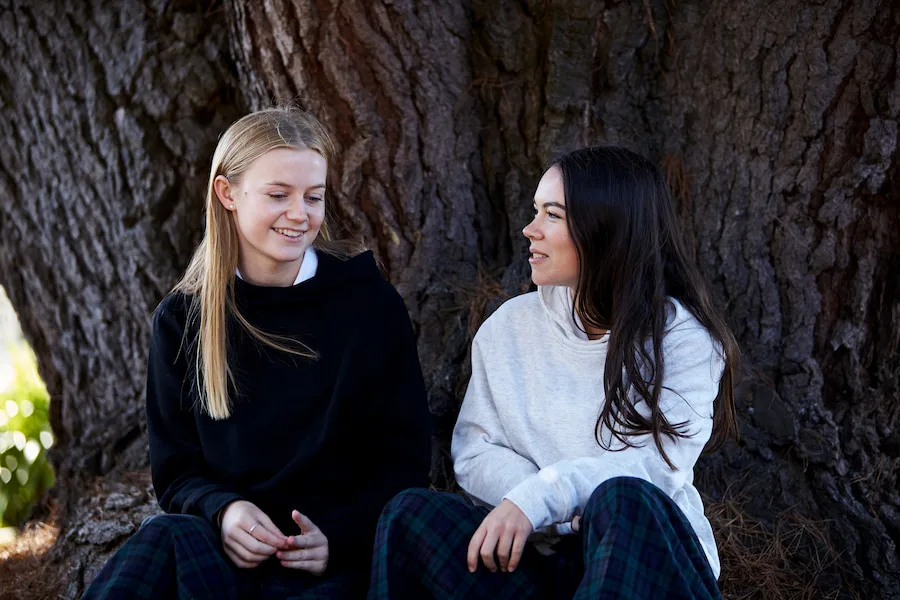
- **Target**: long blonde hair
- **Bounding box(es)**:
[174,107,352,419]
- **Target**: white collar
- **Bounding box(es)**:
[294,246,319,284]
[235,246,319,285]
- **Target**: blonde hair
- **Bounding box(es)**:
[174,107,354,419]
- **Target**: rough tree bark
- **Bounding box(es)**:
[648,2,900,597]
[0,0,897,598]
[0,0,245,593]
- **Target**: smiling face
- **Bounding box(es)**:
[214,147,327,285]
[522,166,580,289]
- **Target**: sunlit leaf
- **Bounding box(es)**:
[0,527,15,545]
[23,440,40,463]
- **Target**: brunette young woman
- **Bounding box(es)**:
[370,146,738,600]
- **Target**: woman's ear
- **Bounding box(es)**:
[213,175,236,211]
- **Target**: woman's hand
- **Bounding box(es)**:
[220,500,289,568]
[467,499,534,573]
[277,510,329,575]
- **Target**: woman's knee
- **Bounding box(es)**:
[380,487,437,523]
[136,513,212,541]
[377,488,480,545]
[584,477,663,520]
[593,476,659,499]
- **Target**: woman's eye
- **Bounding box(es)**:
[307,196,324,203]
[533,208,560,220]
[268,193,288,200]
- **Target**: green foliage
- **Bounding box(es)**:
[0,342,54,528]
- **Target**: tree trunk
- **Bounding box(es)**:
[0,0,244,593]
[0,0,897,598]
[648,2,900,597]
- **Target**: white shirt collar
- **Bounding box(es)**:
[293,246,318,284]
[235,246,319,285]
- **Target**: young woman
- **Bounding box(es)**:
[84,107,432,599]
[370,146,738,599]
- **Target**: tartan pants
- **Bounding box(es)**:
[368,476,722,599]
[82,514,364,599]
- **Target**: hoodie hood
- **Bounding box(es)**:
[537,285,608,347]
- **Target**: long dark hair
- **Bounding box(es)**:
[553,146,739,468]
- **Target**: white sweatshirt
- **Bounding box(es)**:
[451,285,724,577]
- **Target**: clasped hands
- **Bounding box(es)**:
[220,500,328,574]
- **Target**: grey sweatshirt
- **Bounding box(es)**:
[451,285,724,578]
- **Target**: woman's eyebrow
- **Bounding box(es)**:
[264,181,327,189]
[533,200,567,210]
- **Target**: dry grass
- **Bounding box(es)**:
[0,515,62,600]
[463,263,514,341]
[440,261,521,344]
[708,495,858,600]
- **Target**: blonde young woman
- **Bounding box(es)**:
[83,108,432,599]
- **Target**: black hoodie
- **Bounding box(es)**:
[146,250,432,573]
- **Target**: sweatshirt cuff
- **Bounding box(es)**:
[196,491,245,528]
[503,469,562,531]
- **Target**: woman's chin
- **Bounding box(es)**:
[266,247,307,264]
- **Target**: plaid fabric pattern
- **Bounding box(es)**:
[82,514,363,599]
[575,477,722,600]
[369,478,722,600]
[368,489,580,600]
[258,568,363,599]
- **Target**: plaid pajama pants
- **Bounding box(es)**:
[81,514,365,599]
[368,476,723,599]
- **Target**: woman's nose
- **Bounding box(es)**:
[286,197,307,221]
[523,218,540,240]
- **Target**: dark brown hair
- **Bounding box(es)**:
[553,146,739,467]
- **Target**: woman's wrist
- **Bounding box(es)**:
[217,500,236,529]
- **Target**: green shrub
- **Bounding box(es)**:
[0,342,55,528]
